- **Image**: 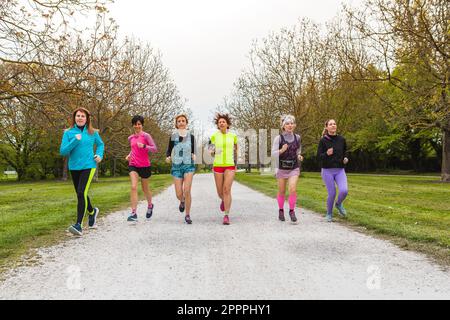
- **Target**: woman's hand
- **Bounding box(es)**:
[165,156,171,163]
[137,142,145,149]
[326,148,334,156]
[298,154,304,162]
[75,134,82,140]
[191,154,196,162]
[280,144,288,154]
[125,154,130,161]
[94,155,102,163]
[343,157,349,165]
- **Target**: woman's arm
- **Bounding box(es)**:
[271,135,281,157]
[166,136,175,157]
[145,133,158,153]
[190,134,195,155]
[317,138,328,161]
[59,131,80,156]
[94,132,105,159]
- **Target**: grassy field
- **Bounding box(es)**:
[0,175,173,271]
[236,172,450,266]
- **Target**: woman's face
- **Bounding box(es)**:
[75,111,87,127]
[133,120,143,133]
[283,121,296,133]
[176,117,187,129]
[218,118,228,130]
[326,119,337,135]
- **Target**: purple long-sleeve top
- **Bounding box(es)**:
[271,132,301,157]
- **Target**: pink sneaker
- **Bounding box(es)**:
[220,200,225,212]
[223,215,230,225]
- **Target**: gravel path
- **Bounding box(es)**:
[1,173,449,300]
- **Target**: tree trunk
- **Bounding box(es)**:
[441,128,450,182]
[62,157,68,181]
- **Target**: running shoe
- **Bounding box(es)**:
[289,210,298,223]
[68,223,82,236]
[326,213,333,222]
[88,207,99,229]
[223,215,230,225]
[278,209,285,221]
[185,215,192,224]
[335,202,347,217]
[220,200,225,212]
[179,201,185,213]
[127,213,138,222]
[146,204,154,220]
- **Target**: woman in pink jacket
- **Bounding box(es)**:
[125,115,158,222]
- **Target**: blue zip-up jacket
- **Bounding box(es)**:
[60,126,105,170]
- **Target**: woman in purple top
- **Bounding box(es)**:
[317,119,349,222]
[125,115,158,222]
[271,115,303,224]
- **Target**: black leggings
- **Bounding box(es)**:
[71,169,96,224]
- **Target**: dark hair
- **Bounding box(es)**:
[132,115,145,126]
[69,107,96,135]
[214,113,231,129]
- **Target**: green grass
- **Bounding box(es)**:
[236,172,450,265]
[0,175,173,271]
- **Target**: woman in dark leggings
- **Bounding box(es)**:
[317,119,349,222]
[60,108,104,236]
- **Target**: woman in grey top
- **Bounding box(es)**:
[271,115,303,224]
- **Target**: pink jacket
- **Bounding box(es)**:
[127,132,157,167]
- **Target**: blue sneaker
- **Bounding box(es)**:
[146,204,154,220]
[335,203,347,217]
[127,213,138,222]
[88,207,99,229]
[326,213,333,222]
[68,223,82,236]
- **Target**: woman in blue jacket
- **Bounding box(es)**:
[60,108,104,236]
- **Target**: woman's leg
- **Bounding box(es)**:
[335,169,348,206]
[277,178,287,210]
[129,171,139,214]
[173,177,184,201]
[74,169,96,224]
[222,169,235,212]
[321,169,337,215]
[287,175,299,211]
[70,170,82,224]
[182,172,194,215]
[141,177,152,208]
[213,171,224,201]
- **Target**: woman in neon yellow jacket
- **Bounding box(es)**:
[208,113,238,225]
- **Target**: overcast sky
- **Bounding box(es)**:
[108,0,363,131]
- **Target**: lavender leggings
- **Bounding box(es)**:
[321,168,348,214]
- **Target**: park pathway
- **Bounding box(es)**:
[0,174,449,299]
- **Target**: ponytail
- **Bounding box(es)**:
[322,119,335,137]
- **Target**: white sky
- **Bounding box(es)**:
[108,0,363,132]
